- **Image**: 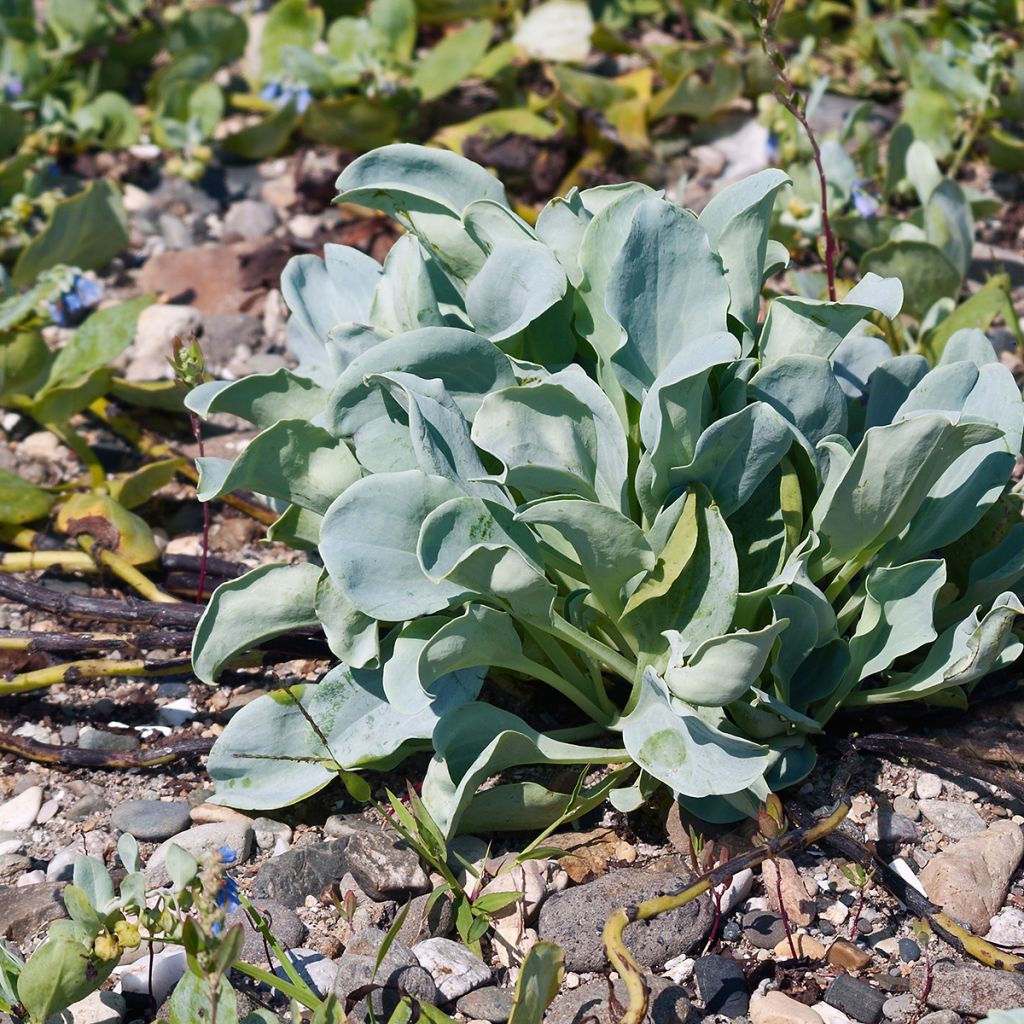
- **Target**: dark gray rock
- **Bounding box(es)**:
[66,793,109,820]
[227,899,306,962]
[323,815,429,898]
[910,960,1024,1015]
[694,954,748,1017]
[395,891,454,946]
[78,727,139,753]
[455,986,515,1022]
[545,977,692,1024]
[0,854,30,884]
[898,938,921,963]
[537,857,712,972]
[332,927,437,1022]
[825,973,887,1024]
[111,799,193,842]
[253,841,349,908]
[918,800,986,840]
[0,883,67,948]
[741,909,788,949]
[202,312,264,366]
[867,809,921,845]
[222,199,278,240]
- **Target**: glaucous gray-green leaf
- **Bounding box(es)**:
[267,503,322,550]
[462,198,534,250]
[535,188,589,286]
[621,488,738,660]
[315,572,379,668]
[924,179,973,280]
[863,355,929,430]
[422,703,628,837]
[621,668,770,798]
[419,604,529,686]
[410,19,493,101]
[517,498,654,619]
[669,403,794,518]
[939,328,999,368]
[196,421,361,514]
[369,234,450,334]
[187,370,327,430]
[638,331,739,517]
[697,168,791,331]
[281,244,382,351]
[849,560,945,679]
[606,197,729,400]
[814,414,1001,563]
[830,333,894,402]
[472,381,626,509]
[662,619,787,706]
[192,562,321,683]
[748,355,847,449]
[767,593,819,698]
[327,327,516,435]
[859,240,960,321]
[851,592,1024,704]
[418,495,555,623]
[366,371,510,504]
[950,522,1024,620]
[320,470,467,620]
[759,273,902,365]
[465,239,567,342]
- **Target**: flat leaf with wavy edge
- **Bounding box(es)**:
[193,562,321,684]
[186,369,326,431]
[621,668,770,798]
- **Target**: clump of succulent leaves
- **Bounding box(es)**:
[190,143,1024,836]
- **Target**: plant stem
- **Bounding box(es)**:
[74,534,179,603]
[187,408,211,604]
[0,656,189,696]
[0,550,96,573]
[516,657,615,726]
[773,857,799,959]
[547,614,637,687]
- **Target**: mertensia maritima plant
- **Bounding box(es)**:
[187,143,1024,835]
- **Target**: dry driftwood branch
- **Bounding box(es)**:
[0,732,213,768]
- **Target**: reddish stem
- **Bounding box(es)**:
[773,860,798,959]
[188,410,211,605]
[849,885,866,940]
[920,947,933,1006]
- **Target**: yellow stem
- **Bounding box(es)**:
[0,551,97,573]
[0,657,186,696]
[75,535,180,604]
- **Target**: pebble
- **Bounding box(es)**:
[0,854,30,884]
[0,882,67,944]
[915,774,943,800]
[253,840,353,908]
[455,985,515,1023]
[813,1004,854,1024]
[322,815,430,898]
[910,960,1024,1014]
[273,948,338,997]
[823,937,872,970]
[396,890,455,947]
[0,786,43,831]
[111,799,193,842]
[892,796,920,822]
[413,937,492,1001]
[716,868,755,917]
[57,989,126,1023]
[750,990,824,1024]
[253,817,293,851]
[917,800,986,840]
[919,820,1024,933]
[742,910,789,949]
[78,728,139,754]
[897,938,920,962]
[157,697,198,727]
[694,954,748,1016]
[0,833,24,856]
[824,974,886,1024]
[127,304,203,381]
[67,793,109,820]
[545,977,691,1024]
[145,822,254,883]
[537,857,712,971]
[985,907,1024,947]
[881,993,917,1023]
[17,869,45,886]
[223,199,278,240]
[115,947,186,1003]
[763,858,816,926]
[47,839,83,882]
[917,1013,960,1024]
[821,902,849,927]
[865,810,920,845]
[227,899,305,960]
[773,934,826,960]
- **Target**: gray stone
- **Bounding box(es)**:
[77,728,140,754]
[694,954,748,1017]
[273,948,338,998]
[741,910,788,949]
[52,989,126,1023]
[918,800,986,840]
[253,840,349,908]
[917,1013,961,1024]
[111,800,193,842]
[0,883,67,947]
[223,199,278,240]
[824,974,887,1024]
[146,822,253,885]
[412,937,491,1001]
[323,814,430,898]
[253,817,293,851]
[866,810,920,845]
[66,793,109,820]
[396,890,455,946]
[916,774,943,800]
[881,992,917,1023]
[897,938,920,963]
[202,313,264,367]
[538,857,712,972]
[332,927,437,1022]
[227,899,306,961]
[0,854,30,884]
[127,305,203,382]
[455,986,515,1023]
[892,796,920,822]
[910,960,1024,1014]
[545,977,692,1024]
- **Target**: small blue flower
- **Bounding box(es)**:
[295,88,312,114]
[4,75,23,99]
[219,847,238,865]
[47,301,68,327]
[851,181,880,218]
[74,276,104,307]
[766,131,780,163]
[217,875,241,913]
[260,82,282,102]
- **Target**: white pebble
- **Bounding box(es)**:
[0,787,43,831]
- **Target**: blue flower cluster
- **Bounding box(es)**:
[260,82,313,114]
[851,179,880,218]
[47,274,104,327]
[3,74,23,100]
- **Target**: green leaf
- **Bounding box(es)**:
[17,937,114,1023]
[166,843,199,891]
[49,296,152,387]
[0,468,55,525]
[223,103,301,159]
[55,493,159,566]
[169,968,239,1024]
[192,562,322,683]
[261,0,324,75]
[12,181,129,287]
[606,196,729,400]
[859,240,961,321]
[72,856,114,911]
[620,668,770,798]
[302,96,400,150]
[412,21,493,102]
[748,355,847,449]
[508,942,564,1024]
[109,458,185,510]
[315,572,379,668]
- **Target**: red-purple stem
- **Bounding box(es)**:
[188,410,210,604]
[773,860,798,959]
